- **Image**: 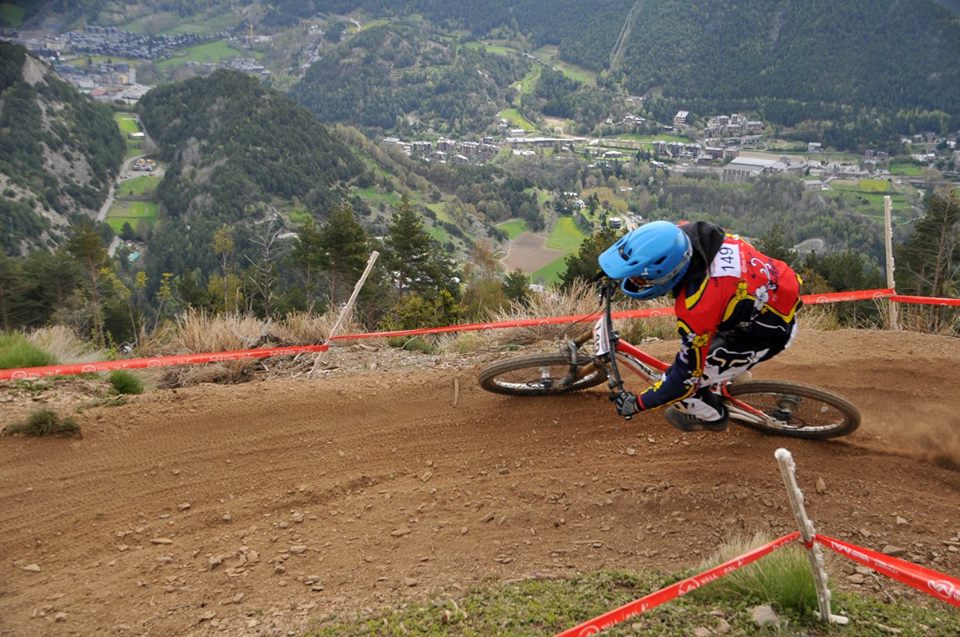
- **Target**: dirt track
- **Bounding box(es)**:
[2,329,960,636]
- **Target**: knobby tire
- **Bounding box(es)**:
[478,352,608,396]
[726,380,860,439]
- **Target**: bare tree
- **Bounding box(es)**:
[246,214,290,318]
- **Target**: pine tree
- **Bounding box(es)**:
[898,190,960,299]
[503,269,531,305]
[383,194,444,298]
[66,220,109,346]
[291,217,325,311]
[318,202,370,306]
[560,226,620,288]
[896,190,960,332]
[0,253,24,330]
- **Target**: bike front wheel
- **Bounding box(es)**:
[478,352,608,396]
[725,380,860,439]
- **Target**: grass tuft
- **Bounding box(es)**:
[0,333,56,369]
[3,408,80,437]
[108,370,144,395]
[692,531,818,614]
[303,567,960,636]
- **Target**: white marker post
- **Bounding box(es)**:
[883,195,899,330]
[309,251,380,377]
[774,448,848,625]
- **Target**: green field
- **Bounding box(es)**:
[123,10,242,35]
[0,3,24,27]
[106,201,158,233]
[889,162,923,177]
[156,40,244,69]
[499,108,536,132]
[462,41,516,56]
[514,65,542,103]
[114,114,140,135]
[858,179,890,193]
[532,45,597,85]
[74,55,142,68]
[531,256,567,285]
[546,216,586,251]
[611,133,692,144]
[354,18,390,33]
[823,181,912,220]
[425,223,453,247]
[116,176,160,198]
[113,113,144,159]
[355,186,402,209]
[496,219,529,240]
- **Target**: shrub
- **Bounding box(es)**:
[388,336,436,354]
[0,333,56,370]
[2,408,80,437]
[108,370,144,395]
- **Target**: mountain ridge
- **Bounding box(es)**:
[0,41,124,255]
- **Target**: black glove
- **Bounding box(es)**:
[613,390,639,418]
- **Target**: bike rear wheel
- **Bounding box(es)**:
[725,380,860,439]
[478,352,608,396]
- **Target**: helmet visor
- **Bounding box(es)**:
[623,275,653,295]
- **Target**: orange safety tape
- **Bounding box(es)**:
[554,532,801,637]
[3,289,958,381]
[889,294,960,307]
[817,534,960,608]
[0,344,329,381]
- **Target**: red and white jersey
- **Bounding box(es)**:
[636,234,802,410]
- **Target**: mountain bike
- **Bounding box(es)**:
[478,282,860,439]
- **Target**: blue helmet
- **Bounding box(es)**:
[598,221,692,300]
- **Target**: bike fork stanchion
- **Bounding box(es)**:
[774,448,849,625]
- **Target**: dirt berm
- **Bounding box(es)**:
[1,328,959,636]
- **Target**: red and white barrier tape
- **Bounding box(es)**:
[803,287,894,305]
[889,294,960,307]
[554,532,801,637]
[325,288,901,343]
[0,344,329,381]
[556,531,960,636]
[816,534,960,608]
[2,288,956,381]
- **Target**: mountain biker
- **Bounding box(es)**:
[598,220,803,432]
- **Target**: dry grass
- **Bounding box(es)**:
[895,303,959,335]
[27,325,104,364]
[438,282,680,354]
[484,280,603,347]
[274,309,362,346]
[138,308,363,386]
[141,310,272,386]
[796,305,842,331]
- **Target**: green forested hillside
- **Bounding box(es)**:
[137,70,365,291]
[290,23,528,134]
[139,69,362,219]
[618,0,960,123]
[0,42,124,255]
[260,0,632,72]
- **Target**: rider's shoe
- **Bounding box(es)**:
[664,406,729,432]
